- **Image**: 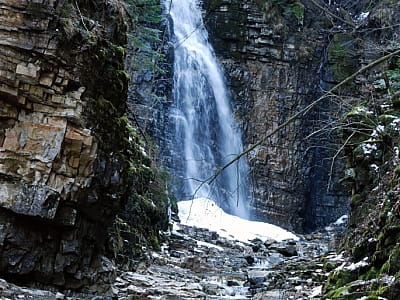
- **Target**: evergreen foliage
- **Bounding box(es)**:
[125,0,166,74]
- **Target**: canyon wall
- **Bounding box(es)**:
[204,0,350,232]
[322,1,400,298]
[0,0,168,290]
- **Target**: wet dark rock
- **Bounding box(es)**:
[264,239,277,248]
[272,241,298,257]
[252,244,261,252]
[227,280,240,286]
[244,255,255,265]
[0,217,347,299]
[203,0,350,233]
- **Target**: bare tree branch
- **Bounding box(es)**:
[306,0,356,28]
[327,131,355,191]
[205,49,400,186]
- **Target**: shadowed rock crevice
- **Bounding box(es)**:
[203,0,350,232]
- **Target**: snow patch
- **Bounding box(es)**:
[356,12,370,22]
[372,125,385,137]
[196,240,224,251]
[390,118,400,130]
[334,215,348,225]
[346,257,369,271]
[361,143,377,154]
[178,198,298,243]
[335,257,369,271]
[310,285,322,298]
[370,164,379,172]
[353,106,373,115]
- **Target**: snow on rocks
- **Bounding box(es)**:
[0,201,347,299]
[178,198,299,243]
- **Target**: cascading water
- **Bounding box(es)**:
[164,0,251,218]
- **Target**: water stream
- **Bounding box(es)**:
[164,0,250,218]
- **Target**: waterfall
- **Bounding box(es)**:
[164,0,250,219]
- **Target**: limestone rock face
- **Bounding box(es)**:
[204,0,349,232]
[0,0,128,289]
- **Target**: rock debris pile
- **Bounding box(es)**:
[0,219,347,299]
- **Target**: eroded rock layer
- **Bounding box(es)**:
[204,0,350,232]
[0,0,131,290]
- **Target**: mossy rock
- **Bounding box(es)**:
[327,269,353,288]
[392,93,400,108]
[328,33,358,82]
[351,194,362,207]
[359,267,379,281]
[287,0,304,25]
[382,243,400,275]
[324,284,350,298]
[323,261,340,272]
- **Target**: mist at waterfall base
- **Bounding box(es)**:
[178,198,298,243]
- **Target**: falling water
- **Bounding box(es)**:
[164,0,250,218]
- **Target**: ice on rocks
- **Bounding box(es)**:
[178,198,298,243]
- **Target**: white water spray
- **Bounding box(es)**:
[165,0,250,218]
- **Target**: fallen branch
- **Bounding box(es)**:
[307,0,356,28]
[206,48,400,186]
[74,1,89,32]
[327,131,355,191]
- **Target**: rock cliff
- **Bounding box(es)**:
[204,0,350,232]
[0,0,168,291]
[321,1,400,298]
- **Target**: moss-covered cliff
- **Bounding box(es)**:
[321,0,400,298]
[0,0,168,291]
[203,0,350,232]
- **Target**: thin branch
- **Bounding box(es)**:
[205,49,400,186]
[306,0,356,28]
[327,131,355,191]
[74,1,89,31]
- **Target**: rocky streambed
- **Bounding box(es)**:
[0,219,348,300]
[114,219,349,300]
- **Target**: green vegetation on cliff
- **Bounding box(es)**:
[60,0,169,264]
[323,44,400,300]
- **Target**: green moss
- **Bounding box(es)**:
[394,165,400,175]
[79,24,167,261]
[370,285,389,298]
[328,33,358,82]
[328,269,353,287]
[288,1,304,25]
[360,267,379,281]
[383,244,400,275]
[351,194,362,206]
[325,285,350,298]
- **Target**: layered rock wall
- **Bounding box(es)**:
[0,0,143,290]
[204,0,350,232]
